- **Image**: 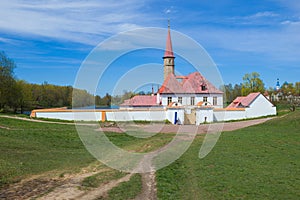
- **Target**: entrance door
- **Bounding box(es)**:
[184,109,196,125]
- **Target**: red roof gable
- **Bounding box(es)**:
[120,95,158,107]
[158,73,185,93]
[227,92,261,108]
[158,72,223,94]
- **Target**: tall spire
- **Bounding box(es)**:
[164,20,174,58]
[163,20,175,81]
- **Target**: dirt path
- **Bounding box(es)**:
[135,171,157,200]
[101,117,274,134]
[0,115,97,126]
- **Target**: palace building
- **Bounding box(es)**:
[120,24,223,109]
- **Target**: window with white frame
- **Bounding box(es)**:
[203,96,208,102]
[191,97,195,105]
[167,97,172,105]
[178,97,182,104]
[213,96,217,105]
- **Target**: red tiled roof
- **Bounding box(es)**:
[120,95,158,107]
[158,73,185,93]
[227,92,261,108]
[158,72,223,94]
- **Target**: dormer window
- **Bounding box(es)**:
[201,85,206,91]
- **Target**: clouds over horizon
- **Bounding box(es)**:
[1,0,299,49]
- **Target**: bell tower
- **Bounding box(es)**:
[163,20,175,80]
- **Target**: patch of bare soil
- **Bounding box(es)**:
[0,125,10,130]
[0,177,62,200]
[0,163,132,200]
[135,171,157,200]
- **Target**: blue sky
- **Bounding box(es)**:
[1,0,299,96]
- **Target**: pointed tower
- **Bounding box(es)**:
[276,78,280,91]
[163,21,175,81]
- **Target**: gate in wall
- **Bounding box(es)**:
[184,108,196,125]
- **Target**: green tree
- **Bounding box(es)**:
[72,88,94,108]
[16,80,34,113]
[295,82,300,95]
[241,72,265,96]
[281,82,296,96]
[0,51,17,111]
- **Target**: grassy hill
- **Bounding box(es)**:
[0,110,299,199]
[0,118,95,187]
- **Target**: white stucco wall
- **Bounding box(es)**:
[166,108,185,124]
[196,108,214,125]
[106,110,166,122]
[245,94,277,118]
[33,94,276,124]
[213,110,246,122]
[36,111,102,121]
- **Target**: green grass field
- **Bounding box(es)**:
[0,118,95,187]
[0,110,299,199]
[157,110,300,199]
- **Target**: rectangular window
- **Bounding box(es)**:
[167,97,172,105]
[191,97,195,105]
[178,97,182,104]
[203,96,208,102]
[201,85,206,91]
[213,97,217,105]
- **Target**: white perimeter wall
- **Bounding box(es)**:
[245,94,277,118]
[36,112,102,121]
[213,110,246,122]
[106,110,166,121]
[166,109,185,124]
[35,110,166,122]
[34,95,276,124]
[196,108,214,125]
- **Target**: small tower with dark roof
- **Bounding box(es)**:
[163,20,175,81]
[275,78,280,91]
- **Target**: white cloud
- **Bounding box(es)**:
[186,22,300,65]
[164,6,176,14]
[0,0,147,45]
[281,20,300,25]
[248,11,279,19]
[0,37,16,44]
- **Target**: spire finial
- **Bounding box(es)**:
[168,19,170,29]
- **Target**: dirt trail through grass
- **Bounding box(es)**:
[100,117,274,134]
[0,163,133,200]
[0,115,97,126]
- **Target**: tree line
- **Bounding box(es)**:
[221,72,300,105]
[0,52,118,113]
